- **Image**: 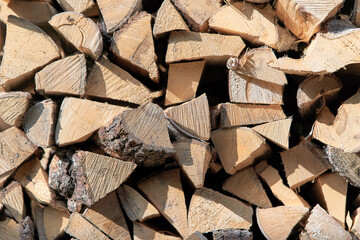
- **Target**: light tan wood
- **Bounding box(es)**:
[97,0,141,33]
[65,212,110,240]
[165,94,211,141]
[173,139,212,188]
[0,170,14,189]
[110,12,159,83]
[0,15,60,91]
[257,206,309,240]
[83,191,130,240]
[86,56,153,105]
[0,92,31,131]
[55,97,128,146]
[138,169,188,238]
[229,70,284,104]
[49,12,103,60]
[35,54,87,97]
[211,127,270,175]
[280,141,332,189]
[351,207,360,238]
[355,0,360,27]
[165,61,205,106]
[133,222,181,240]
[311,172,347,227]
[275,0,343,42]
[188,187,253,233]
[0,218,20,240]
[255,161,310,208]
[0,181,25,222]
[56,0,99,17]
[223,167,272,208]
[186,231,207,240]
[252,117,292,150]
[23,99,58,148]
[153,0,189,38]
[300,205,351,240]
[166,31,245,63]
[209,3,297,52]
[118,185,160,222]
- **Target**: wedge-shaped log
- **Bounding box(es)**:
[0,218,20,240]
[133,222,181,240]
[0,181,25,223]
[56,0,99,16]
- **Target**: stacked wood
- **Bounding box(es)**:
[0,92,31,130]
[133,222,181,240]
[0,218,20,240]
[56,0,99,17]
[0,181,25,222]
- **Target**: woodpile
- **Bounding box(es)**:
[1,0,360,239]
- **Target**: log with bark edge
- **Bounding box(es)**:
[49,11,103,60]
[212,229,253,240]
[187,231,207,240]
[133,222,181,240]
[56,0,99,17]
[20,216,34,240]
[351,207,360,238]
[110,11,159,83]
[0,181,25,222]
[0,218,20,240]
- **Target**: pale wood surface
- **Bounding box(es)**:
[133,222,181,240]
[56,0,99,16]
[0,218,20,240]
[186,231,207,240]
[0,170,14,189]
[0,181,25,222]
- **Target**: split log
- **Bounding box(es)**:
[281,141,331,189]
[211,127,270,174]
[188,187,253,233]
[20,216,34,240]
[35,54,87,97]
[171,0,221,32]
[164,60,205,106]
[0,181,25,222]
[209,3,297,52]
[251,117,293,150]
[55,97,128,146]
[153,0,189,38]
[255,161,310,208]
[212,229,253,240]
[173,139,212,188]
[95,102,175,167]
[166,31,245,63]
[300,205,351,240]
[187,231,207,240]
[165,94,211,141]
[0,15,60,91]
[97,0,142,33]
[0,218,20,240]
[49,12,103,60]
[110,12,159,83]
[223,167,272,208]
[310,172,347,227]
[0,170,14,189]
[355,0,360,27]
[228,70,284,104]
[297,75,342,117]
[0,92,31,131]
[256,206,309,240]
[82,191,131,240]
[23,99,58,148]
[275,0,344,42]
[56,0,99,17]
[138,169,188,238]
[133,222,181,240]
[351,207,360,238]
[118,185,160,222]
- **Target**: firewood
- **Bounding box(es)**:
[355,0,360,27]
[173,139,212,188]
[0,92,31,130]
[55,97,128,146]
[97,0,142,33]
[310,172,347,227]
[209,3,297,52]
[0,15,60,91]
[275,0,344,42]
[64,212,110,240]
[187,231,207,240]
[56,0,99,17]
[211,127,270,174]
[255,161,310,208]
[82,191,130,240]
[164,60,205,106]
[23,99,58,148]
[165,94,210,141]
[281,142,332,189]
[20,216,34,240]
[300,205,351,240]
[228,70,284,104]
[153,0,189,38]
[0,170,13,189]
[252,117,292,150]
[223,167,272,208]
[0,218,20,240]
[49,12,103,60]
[256,206,309,240]
[188,187,253,233]
[133,222,181,240]
[118,185,160,222]
[85,56,154,105]
[95,102,175,167]
[110,12,159,83]
[212,229,253,240]
[166,31,245,63]
[35,54,87,97]
[138,169,188,238]
[171,0,221,32]
[297,75,342,117]
[351,207,360,238]
[0,181,25,222]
